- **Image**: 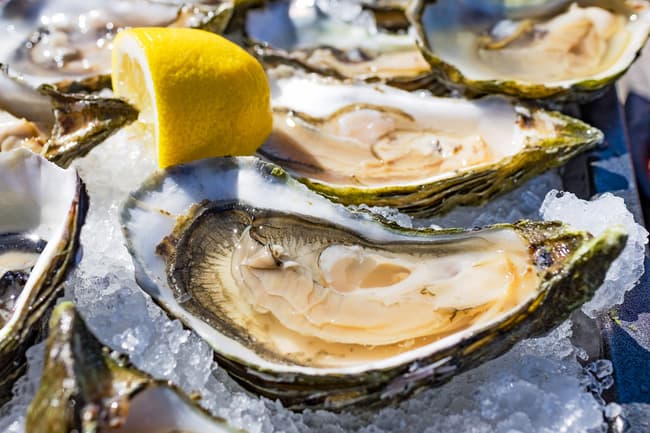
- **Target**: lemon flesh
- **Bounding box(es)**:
[112,28,272,168]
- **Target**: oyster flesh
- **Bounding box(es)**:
[412,0,650,101]
[246,0,434,89]
[0,149,87,404]
[1,0,246,92]
[27,302,246,433]
[121,157,626,410]
[261,72,602,216]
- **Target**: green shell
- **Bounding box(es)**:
[0,152,87,404]
[409,0,650,102]
[26,302,246,433]
[121,157,627,411]
[242,0,436,90]
[201,220,626,410]
[0,66,138,168]
[39,85,138,168]
[292,109,602,217]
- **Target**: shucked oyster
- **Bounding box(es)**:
[121,157,626,410]
[2,0,247,92]
[260,72,602,216]
[9,1,179,82]
[0,149,87,404]
[246,0,434,89]
[27,302,245,433]
[412,0,650,101]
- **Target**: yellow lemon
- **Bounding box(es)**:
[111,27,272,168]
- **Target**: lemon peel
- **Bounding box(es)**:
[112,27,272,168]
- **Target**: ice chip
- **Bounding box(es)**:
[541,190,648,316]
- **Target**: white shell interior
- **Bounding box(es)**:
[0,149,78,338]
[113,386,238,433]
[0,0,181,86]
[268,75,552,187]
[246,0,415,52]
[121,157,541,376]
[420,0,650,87]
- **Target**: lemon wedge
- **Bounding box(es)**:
[111,28,272,168]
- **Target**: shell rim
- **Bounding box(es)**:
[120,156,609,378]
[408,0,650,99]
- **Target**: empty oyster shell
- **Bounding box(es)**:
[27,302,246,433]
[411,0,650,101]
[0,149,87,403]
[121,157,626,410]
[260,72,602,216]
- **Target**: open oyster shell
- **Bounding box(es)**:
[121,157,626,410]
[0,66,137,167]
[27,302,245,433]
[0,149,87,403]
[245,0,434,89]
[1,0,248,92]
[261,72,602,216]
[411,0,650,101]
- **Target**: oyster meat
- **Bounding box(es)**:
[246,0,433,89]
[121,157,626,410]
[412,0,650,100]
[27,302,245,433]
[1,0,244,91]
[0,148,87,403]
[261,72,602,215]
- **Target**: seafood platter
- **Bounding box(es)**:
[0,0,649,432]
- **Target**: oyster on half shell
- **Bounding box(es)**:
[411,0,650,101]
[27,302,246,433]
[260,72,602,216]
[121,157,626,410]
[0,0,253,93]
[0,149,87,404]
[1,0,250,93]
[246,0,434,89]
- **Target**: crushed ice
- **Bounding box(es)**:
[0,127,647,433]
[541,190,649,317]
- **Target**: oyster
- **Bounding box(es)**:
[412,0,650,101]
[260,72,602,216]
[0,149,87,404]
[0,66,137,167]
[121,157,626,410]
[27,302,245,433]
[1,0,246,91]
[246,0,434,89]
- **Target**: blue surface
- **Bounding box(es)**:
[580,87,650,406]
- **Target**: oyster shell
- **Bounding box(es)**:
[1,0,246,92]
[412,0,650,101]
[260,72,602,216]
[246,0,434,89]
[0,149,87,403]
[0,66,137,167]
[358,0,412,31]
[27,302,245,433]
[121,157,626,410]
